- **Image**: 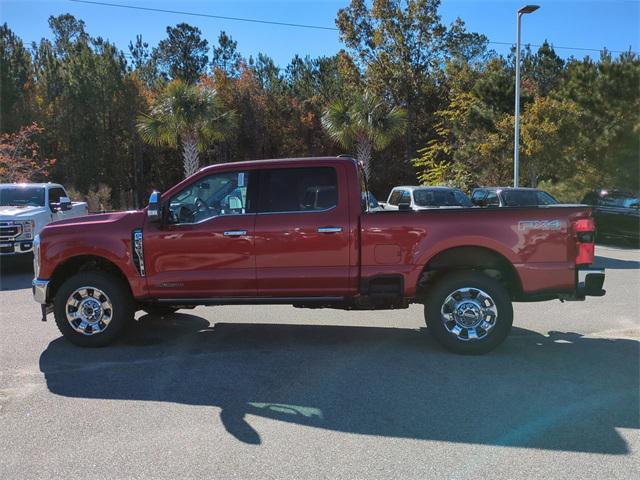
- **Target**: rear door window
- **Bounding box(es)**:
[259,167,337,213]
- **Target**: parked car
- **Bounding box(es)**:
[0,183,88,256]
[581,189,640,243]
[471,187,558,207]
[385,186,473,210]
[33,157,604,354]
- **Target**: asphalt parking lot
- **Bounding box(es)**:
[0,244,638,479]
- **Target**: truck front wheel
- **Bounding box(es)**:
[424,271,513,354]
[53,271,134,347]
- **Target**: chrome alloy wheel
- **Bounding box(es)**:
[440,287,498,341]
[65,286,113,336]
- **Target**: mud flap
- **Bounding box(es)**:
[41,304,53,322]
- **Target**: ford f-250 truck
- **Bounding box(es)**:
[32,157,605,354]
[1,183,88,256]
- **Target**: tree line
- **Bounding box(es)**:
[1,0,638,209]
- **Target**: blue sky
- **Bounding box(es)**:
[1,0,638,67]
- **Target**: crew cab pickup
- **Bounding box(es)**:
[32,157,605,354]
[1,183,88,256]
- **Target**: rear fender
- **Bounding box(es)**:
[407,237,521,295]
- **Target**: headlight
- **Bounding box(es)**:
[17,220,35,240]
[33,234,40,278]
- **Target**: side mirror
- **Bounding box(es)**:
[398,202,412,211]
[59,196,72,211]
[147,191,161,222]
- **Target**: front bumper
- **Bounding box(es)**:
[33,278,49,304]
[0,241,34,255]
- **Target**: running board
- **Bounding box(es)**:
[155,296,346,306]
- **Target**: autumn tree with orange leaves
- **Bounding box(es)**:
[0,123,56,182]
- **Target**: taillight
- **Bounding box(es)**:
[573,218,595,266]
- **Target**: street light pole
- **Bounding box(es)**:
[513,5,539,187]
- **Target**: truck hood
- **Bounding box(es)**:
[0,205,48,220]
[47,210,143,228]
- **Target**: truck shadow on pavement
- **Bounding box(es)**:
[593,255,640,270]
[0,256,33,291]
[39,314,639,454]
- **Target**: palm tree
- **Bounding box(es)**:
[137,80,237,178]
[322,92,407,179]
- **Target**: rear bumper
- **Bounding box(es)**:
[522,267,606,302]
[554,267,605,301]
[576,267,605,297]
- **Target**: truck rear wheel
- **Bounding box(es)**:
[53,271,134,347]
[424,271,513,354]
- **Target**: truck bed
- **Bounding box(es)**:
[361,205,592,297]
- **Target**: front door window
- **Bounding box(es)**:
[167,171,251,224]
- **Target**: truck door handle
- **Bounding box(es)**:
[223,230,248,237]
[317,226,343,233]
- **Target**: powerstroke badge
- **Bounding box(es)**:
[518,220,562,231]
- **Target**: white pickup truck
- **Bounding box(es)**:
[0,183,88,256]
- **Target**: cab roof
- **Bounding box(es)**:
[474,187,543,192]
[197,156,358,174]
[392,185,462,191]
[0,183,61,188]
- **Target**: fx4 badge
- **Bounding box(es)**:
[518,219,562,232]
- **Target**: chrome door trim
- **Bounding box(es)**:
[317,227,343,233]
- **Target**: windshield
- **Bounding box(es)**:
[0,187,46,207]
[413,189,472,207]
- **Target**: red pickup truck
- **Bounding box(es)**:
[32,157,605,354]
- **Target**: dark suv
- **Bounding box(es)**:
[471,187,558,207]
[581,189,639,243]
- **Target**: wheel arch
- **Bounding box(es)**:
[417,246,522,298]
[48,255,133,302]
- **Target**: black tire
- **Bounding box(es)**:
[424,271,513,355]
[142,305,179,317]
[53,271,134,347]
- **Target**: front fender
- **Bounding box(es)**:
[38,211,147,298]
[41,248,147,299]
